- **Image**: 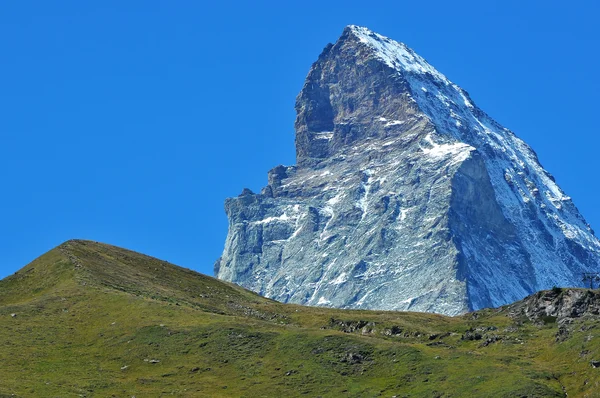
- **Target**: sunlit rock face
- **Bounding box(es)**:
[215,26,600,315]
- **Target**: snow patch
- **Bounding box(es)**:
[314,132,334,140]
[252,213,291,225]
[421,134,474,162]
[317,297,331,305]
[385,120,404,127]
[400,208,410,222]
[330,272,347,285]
[327,192,344,206]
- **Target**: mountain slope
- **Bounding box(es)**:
[216,25,600,315]
[2,240,600,397]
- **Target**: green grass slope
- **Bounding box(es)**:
[0,240,598,397]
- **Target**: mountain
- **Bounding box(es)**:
[3,240,600,397]
[215,25,600,315]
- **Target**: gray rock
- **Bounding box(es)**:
[216,25,600,315]
[507,288,600,324]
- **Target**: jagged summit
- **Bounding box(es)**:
[345,25,450,82]
[217,26,600,315]
[294,24,470,165]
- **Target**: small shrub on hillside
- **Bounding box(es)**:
[551,286,562,295]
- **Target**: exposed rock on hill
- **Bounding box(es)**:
[508,288,600,324]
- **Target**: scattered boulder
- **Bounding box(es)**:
[480,335,501,347]
[328,318,376,334]
[382,326,403,336]
[555,326,570,342]
[341,352,364,364]
[461,330,483,341]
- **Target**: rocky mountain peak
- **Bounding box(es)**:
[345,25,449,81]
[216,26,600,315]
[294,25,428,166]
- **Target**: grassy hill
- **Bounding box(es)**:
[0,240,598,397]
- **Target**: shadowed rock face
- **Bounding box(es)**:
[215,26,600,315]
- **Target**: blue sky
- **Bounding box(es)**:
[1,1,599,279]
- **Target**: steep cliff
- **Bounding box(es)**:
[216,26,600,315]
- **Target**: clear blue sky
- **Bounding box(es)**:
[1,1,599,279]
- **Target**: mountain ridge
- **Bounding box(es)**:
[1,239,275,315]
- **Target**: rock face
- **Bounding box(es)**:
[215,26,600,315]
[507,288,600,325]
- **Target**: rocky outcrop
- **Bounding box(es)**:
[507,288,600,324]
[215,26,600,315]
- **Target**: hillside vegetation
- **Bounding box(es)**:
[0,240,599,397]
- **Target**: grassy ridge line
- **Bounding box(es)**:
[0,240,595,397]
